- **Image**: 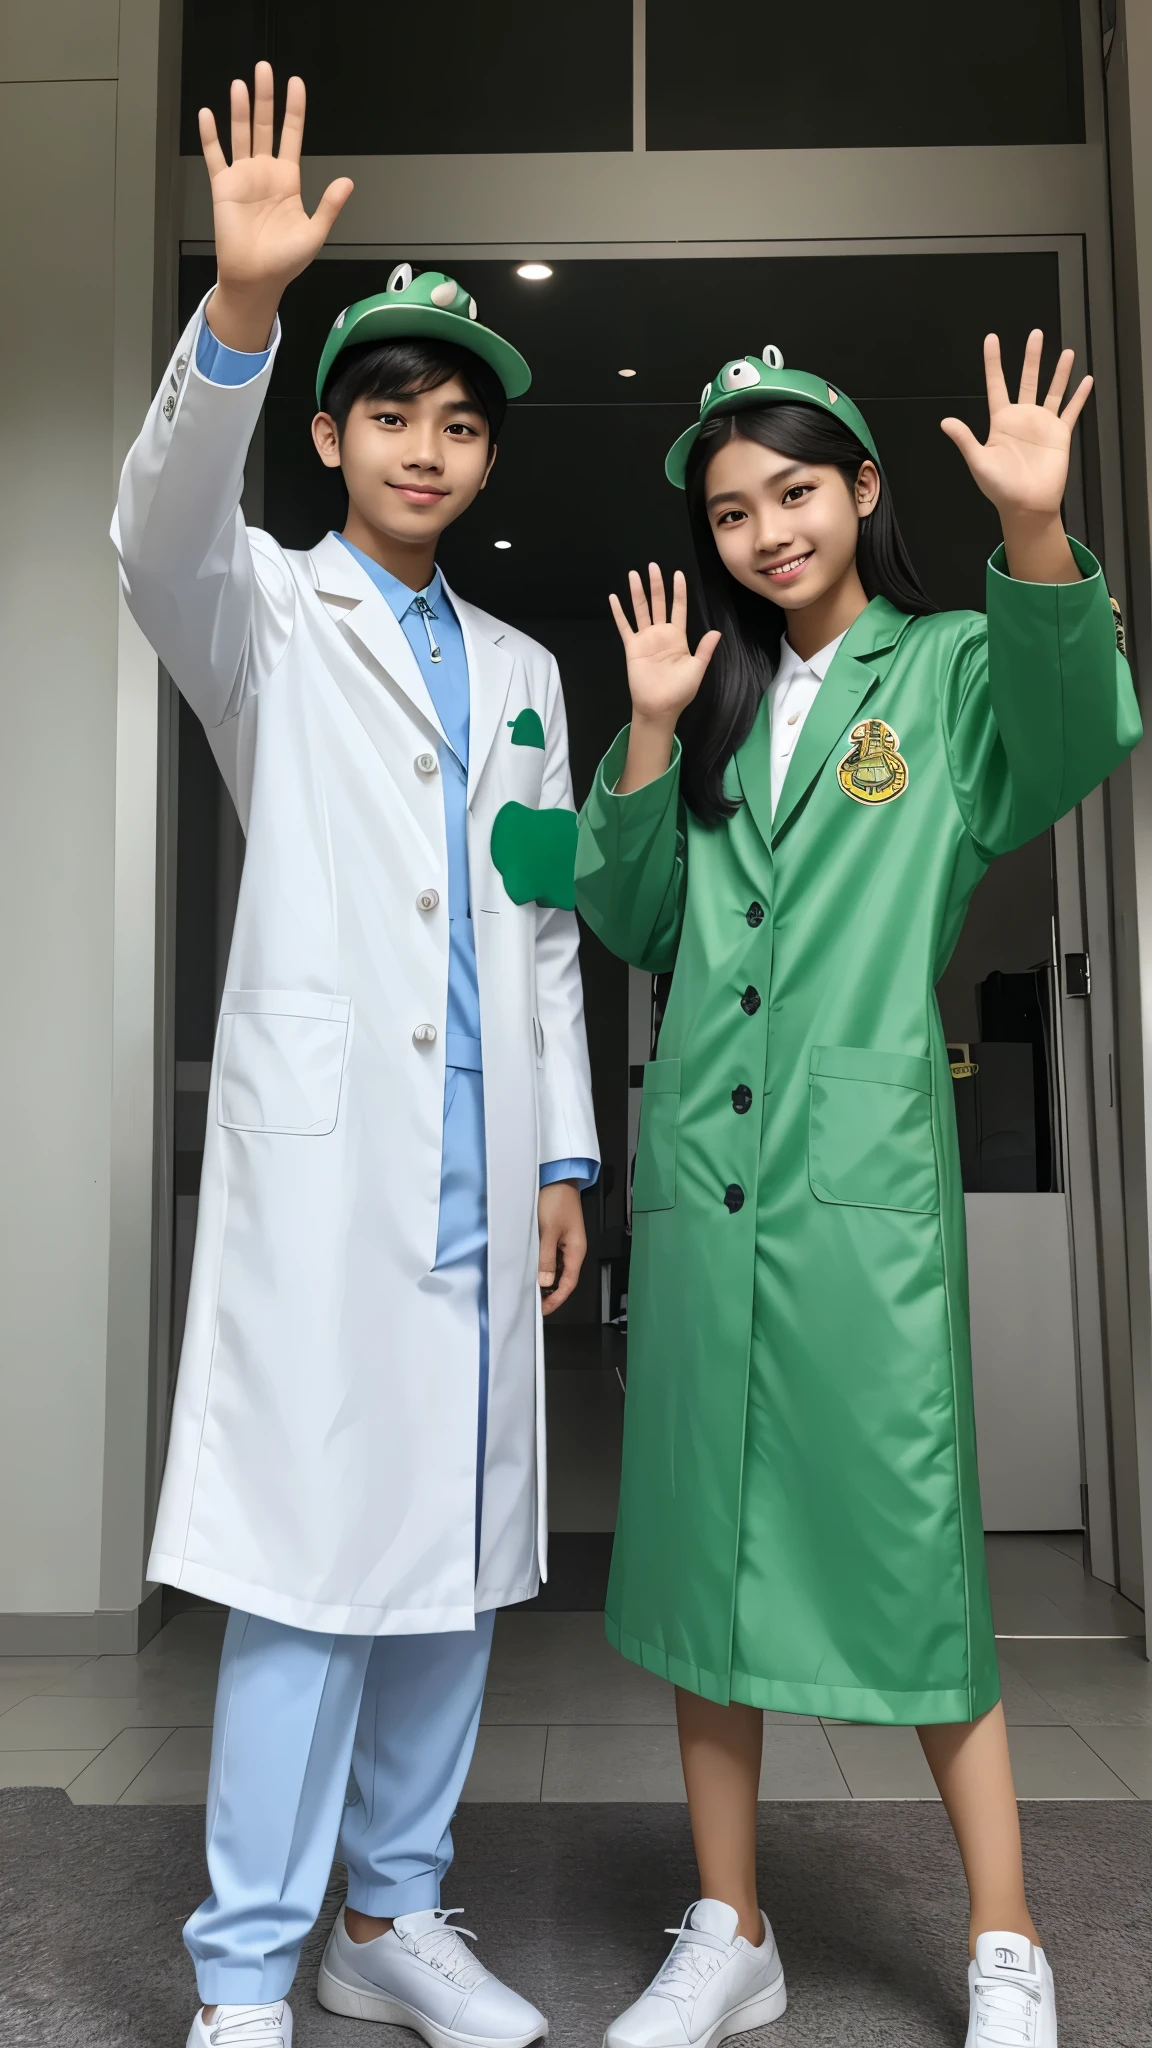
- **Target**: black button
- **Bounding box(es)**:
[740,986,761,1015]
[724,1183,745,1213]
[746,902,765,927]
[731,1085,753,1115]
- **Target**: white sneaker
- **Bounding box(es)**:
[967,1932,1057,2046]
[317,1905,547,2046]
[604,1900,786,2048]
[186,2005,292,2047]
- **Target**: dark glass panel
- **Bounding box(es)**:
[647,0,1084,149]
[181,0,632,155]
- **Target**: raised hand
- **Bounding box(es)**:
[610,566,721,727]
[941,331,1092,521]
[200,63,353,349]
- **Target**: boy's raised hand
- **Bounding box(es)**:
[200,63,353,351]
[610,566,721,727]
[940,331,1092,521]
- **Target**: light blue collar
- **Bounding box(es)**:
[332,532,443,623]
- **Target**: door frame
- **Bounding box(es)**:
[165,0,1146,1598]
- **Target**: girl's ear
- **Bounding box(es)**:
[855,460,881,518]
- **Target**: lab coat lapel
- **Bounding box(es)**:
[768,597,915,848]
[445,581,515,804]
[307,531,448,745]
[733,695,774,861]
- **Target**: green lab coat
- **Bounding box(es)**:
[576,543,1140,1725]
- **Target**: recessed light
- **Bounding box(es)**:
[516,262,553,281]
[494,540,512,550]
[618,367,638,378]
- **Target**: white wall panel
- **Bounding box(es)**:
[0,1,119,82]
[968,1194,1083,1531]
[0,80,118,1610]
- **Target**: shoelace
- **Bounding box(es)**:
[208,2006,286,2045]
[973,1975,1041,2045]
[412,594,442,664]
[405,1909,487,1991]
[651,1925,731,2001]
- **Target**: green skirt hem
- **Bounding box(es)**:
[604,1613,1000,1727]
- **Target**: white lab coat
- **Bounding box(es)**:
[113,301,598,1634]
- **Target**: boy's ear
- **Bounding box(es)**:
[312,411,342,470]
[481,440,498,491]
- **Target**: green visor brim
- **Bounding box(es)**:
[316,304,532,408]
[664,381,880,488]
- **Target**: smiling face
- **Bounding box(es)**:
[703,431,880,614]
[311,373,496,552]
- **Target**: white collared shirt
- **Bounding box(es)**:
[767,630,847,819]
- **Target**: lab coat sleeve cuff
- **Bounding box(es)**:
[984,534,1141,826]
[195,311,277,387]
[540,1158,599,1190]
[593,726,682,812]
[986,534,1101,591]
[576,727,687,973]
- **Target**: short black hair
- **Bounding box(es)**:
[319,336,507,445]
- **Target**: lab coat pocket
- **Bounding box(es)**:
[217,990,352,1137]
[808,1045,938,1213]
[632,1058,681,1213]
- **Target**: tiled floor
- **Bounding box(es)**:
[2,1349,1146,1806]
[0,1538,1146,1806]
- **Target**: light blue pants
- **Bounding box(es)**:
[185,1607,496,2003]
[185,1067,493,2005]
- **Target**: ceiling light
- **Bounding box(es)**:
[516,262,552,281]
[494,540,512,550]
[618,367,637,378]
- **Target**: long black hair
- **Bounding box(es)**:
[679,403,935,823]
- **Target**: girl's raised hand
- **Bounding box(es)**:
[940,331,1093,520]
[609,566,721,729]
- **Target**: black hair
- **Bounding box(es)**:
[320,335,507,446]
[679,402,935,823]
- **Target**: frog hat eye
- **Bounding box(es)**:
[699,380,713,411]
[386,262,414,293]
[719,359,763,393]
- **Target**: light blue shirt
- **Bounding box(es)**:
[335,542,482,1067]
[196,320,595,1192]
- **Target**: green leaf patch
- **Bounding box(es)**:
[491,803,577,910]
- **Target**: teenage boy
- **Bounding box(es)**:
[113,65,597,2048]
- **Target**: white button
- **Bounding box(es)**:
[417,888,440,912]
[787,712,800,725]
[412,1023,437,1046]
[415,751,439,776]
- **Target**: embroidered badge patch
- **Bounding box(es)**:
[837,719,908,805]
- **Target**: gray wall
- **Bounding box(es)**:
[0,1,177,1648]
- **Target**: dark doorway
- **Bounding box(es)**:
[172,247,1065,1327]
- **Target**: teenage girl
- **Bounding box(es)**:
[576,333,1139,2048]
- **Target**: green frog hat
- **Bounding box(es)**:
[315,263,532,408]
[665,346,879,487]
